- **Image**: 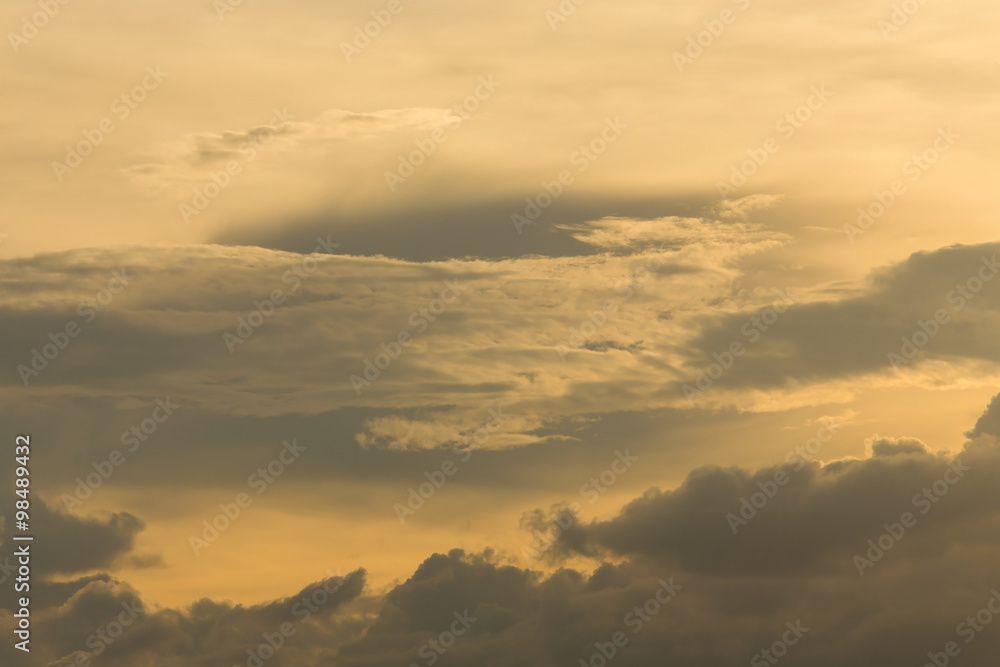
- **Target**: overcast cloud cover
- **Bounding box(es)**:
[3,0,1000,665]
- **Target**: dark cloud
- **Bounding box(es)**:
[684,242,1000,390]
[0,569,368,667]
[5,410,1000,665]
[544,436,998,578]
[0,499,144,578]
[967,392,1000,439]
[210,194,715,261]
[868,435,931,457]
[6,242,1000,665]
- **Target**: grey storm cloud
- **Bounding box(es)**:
[683,242,1000,391]
[0,499,144,579]
[542,435,994,577]
[3,396,1000,666]
[0,568,368,667]
[966,392,1000,439]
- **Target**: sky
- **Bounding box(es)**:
[3,0,1000,665]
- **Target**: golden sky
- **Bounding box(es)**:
[3,1,1000,665]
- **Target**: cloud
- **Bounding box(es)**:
[0,217,787,452]
[966,392,1000,439]
[682,242,1000,404]
[0,569,368,667]
[126,107,456,192]
[712,194,788,220]
[865,435,932,457]
[4,394,1000,666]
[0,499,144,578]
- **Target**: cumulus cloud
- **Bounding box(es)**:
[966,392,1000,439]
[682,242,1000,406]
[0,569,368,667]
[3,394,1000,666]
[0,499,145,578]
